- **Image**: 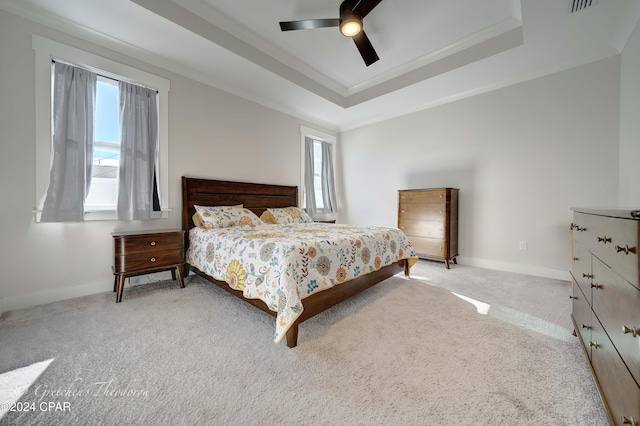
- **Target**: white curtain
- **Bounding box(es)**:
[304,136,337,215]
[320,140,337,213]
[117,82,159,220]
[41,63,96,222]
[304,136,317,214]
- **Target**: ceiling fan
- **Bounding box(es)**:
[279,0,383,66]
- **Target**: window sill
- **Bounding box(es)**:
[85,210,170,221]
[33,209,170,222]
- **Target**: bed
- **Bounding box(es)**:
[181,177,418,347]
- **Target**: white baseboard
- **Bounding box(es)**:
[1,261,568,315]
[456,256,571,281]
[2,279,114,313]
[1,271,176,314]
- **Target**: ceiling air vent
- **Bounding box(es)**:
[569,0,597,13]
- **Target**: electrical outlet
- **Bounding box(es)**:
[519,241,528,251]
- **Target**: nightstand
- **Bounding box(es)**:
[112,230,185,303]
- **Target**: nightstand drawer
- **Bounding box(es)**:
[112,229,185,303]
[114,232,183,256]
[114,248,183,273]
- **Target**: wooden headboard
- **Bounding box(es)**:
[181,177,298,252]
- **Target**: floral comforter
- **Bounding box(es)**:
[186,222,418,344]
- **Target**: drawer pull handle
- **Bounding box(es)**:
[623,325,639,338]
[582,273,593,279]
[597,236,611,244]
[589,341,599,348]
[590,283,602,290]
[150,257,156,262]
[573,257,578,261]
[574,226,586,232]
[150,241,156,246]
[615,245,637,255]
[570,223,576,230]
[581,324,590,330]
[569,295,577,300]
[622,416,636,426]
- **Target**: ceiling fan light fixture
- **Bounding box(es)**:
[340,12,362,37]
[279,0,382,66]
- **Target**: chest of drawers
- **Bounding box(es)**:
[112,230,185,302]
[570,208,640,426]
[398,188,459,268]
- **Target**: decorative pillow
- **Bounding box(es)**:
[260,207,314,224]
[193,204,242,228]
[192,212,205,228]
[194,205,262,229]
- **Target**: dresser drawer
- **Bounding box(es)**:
[592,258,640,385]
[572,241,592,304]
[408,236,446,258]
[114,231,183,256]
[572,280,593,360]
[114,248,183,273]
[591,317,640,426]
[572,212,591,246]
[398,219,444,239]
[398,188,458,268]
[398,203,445,221]
[399,189,447,204]
[576,213,639,288]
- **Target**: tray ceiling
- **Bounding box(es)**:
[1,0,638,130]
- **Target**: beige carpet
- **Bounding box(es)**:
[0,261,607,425]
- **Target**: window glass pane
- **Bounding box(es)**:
[86,79,120,211]
[95,80,120,145]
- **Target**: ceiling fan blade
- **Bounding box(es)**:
[340,0,360,15]
[353,0,383,18]
[352,30,379,66]
[279,18,340,31]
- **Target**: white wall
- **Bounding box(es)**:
[0,10,329,313]
[339,57,621,279]
[0,6,631,314]
[620,19,640,207]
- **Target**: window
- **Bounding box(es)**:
[84,78,120,212]
[300,126,338,219]
[33,35,170,221]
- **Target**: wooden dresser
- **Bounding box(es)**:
[398,188,459,268]
[112,230,185,303]
[570,208,640,426]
